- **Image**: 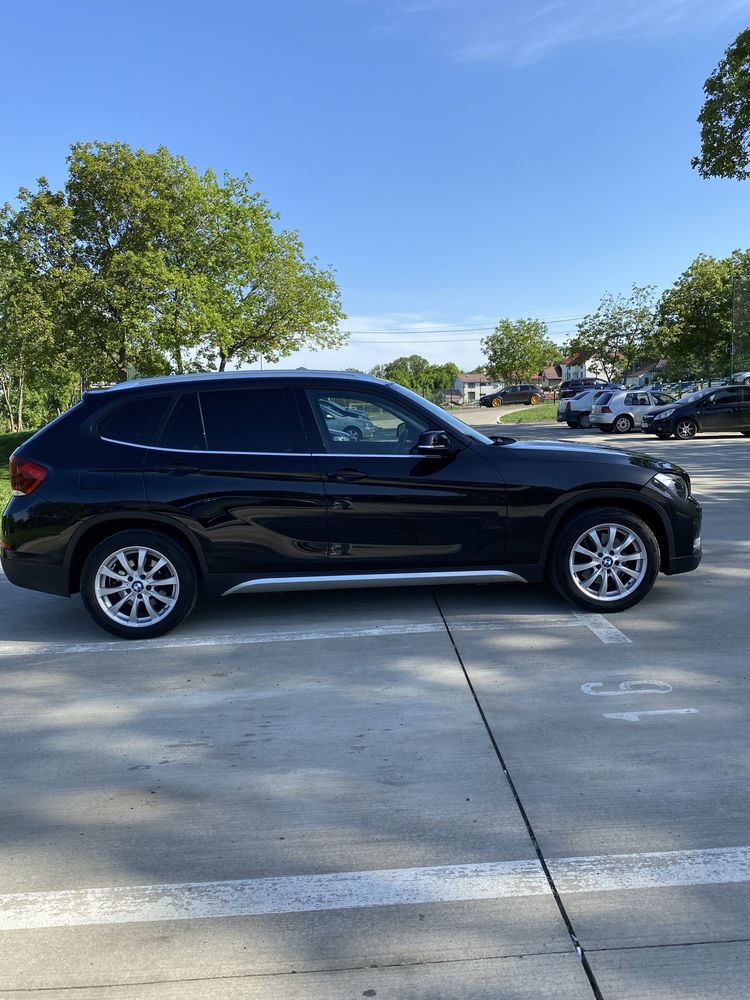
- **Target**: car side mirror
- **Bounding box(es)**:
[415,430,454,455]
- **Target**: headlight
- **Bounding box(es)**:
[655,408,675,420]
[652,471,690,500]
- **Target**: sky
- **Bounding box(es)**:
[2,0,748,373]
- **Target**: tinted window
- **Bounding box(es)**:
[199,387,299,452]
[161,393,205,450]
[99,395,171,445]
[597,392,613,404]
[706,387,741,405]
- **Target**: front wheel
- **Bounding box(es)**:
[344,426,363,441]
[530,394,542,405]
[491,397,502,407]
[550,508,660,612]
[80,530,198,639]
[675,419,697,440]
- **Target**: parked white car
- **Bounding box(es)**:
[556,388,611,429]
[591,388,676,433]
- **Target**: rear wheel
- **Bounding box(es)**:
[550,508,660,612]
[530,394,542,405]
[675,418,697,440]
[613,414,633,434]
[344,425,362,441]
[80,530,198,639]
[492,397,502,407]
[578,412,591,429]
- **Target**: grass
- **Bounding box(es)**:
[498,401,558,424]
[0,430,35,510]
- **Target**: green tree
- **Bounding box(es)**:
[693,29,750,180]
[568,285,656,381]
[4,141,346,388]
[655,253,750,379]
[481,319,555,383]
[369,355,460,400]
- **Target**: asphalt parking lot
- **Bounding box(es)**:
[1,425,749,999]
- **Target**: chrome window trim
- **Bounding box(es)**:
[223,569,526,596]
[100,437,420,459]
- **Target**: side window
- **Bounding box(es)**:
[742,387,750,403]
[624,393,637,406]
[99,395,172,446]
[596,391,613,405]
[708,387,740,405]
[199,387,300,453]
[160,393,205,450]
[306,390,429,455]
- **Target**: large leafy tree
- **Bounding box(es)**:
[481,319,555,383]
[693,29,750,180]
[567,285,656,381]
[370,355,460,401]
[655,253,750,379]
[3,141,346,391]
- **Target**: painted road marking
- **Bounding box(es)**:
[573,613,631,644]
[0,614,628,659]
[603,708,699,722]
[2,845,749,931]
[581,680,672,696]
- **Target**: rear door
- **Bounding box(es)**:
[698,387,742,433]
[740,387,750,430]
[143,386,328,576]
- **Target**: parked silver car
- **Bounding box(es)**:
[319,401,376,441]
[591,389,676,433]
[556,388,611,428]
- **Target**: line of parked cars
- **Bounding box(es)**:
[557,382,750,439]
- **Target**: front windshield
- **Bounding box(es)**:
[678,387,713,405]
[390,383,494,445]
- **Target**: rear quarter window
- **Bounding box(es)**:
[98,395,172,445]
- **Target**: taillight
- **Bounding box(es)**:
[602,406,612,414]
[9,454,48,496]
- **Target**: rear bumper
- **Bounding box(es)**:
[0,549,70,597]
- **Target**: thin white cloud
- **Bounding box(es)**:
[371,0,749,65]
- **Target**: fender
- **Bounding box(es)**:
[63,510,209,589]
[538,488,675,565]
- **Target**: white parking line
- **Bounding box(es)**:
[603,708,699,722]
[2,845,748,931]
[0,614,629,658]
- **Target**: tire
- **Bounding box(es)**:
[613,414,633,434]
[80,530,199,639]
[566,421,578,428]
[675,418,698,440]
[491,397,502,407]
[344,426,362,441]
[549,507,660,613]
[530,394,541,405]
[578,412,591,429]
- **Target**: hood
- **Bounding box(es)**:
[498,437,686,475]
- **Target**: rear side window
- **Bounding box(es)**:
[98,395,171,446]
[160,393,205,451]
[597,392,613,405]
[199,387,300,453]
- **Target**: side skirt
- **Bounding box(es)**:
[222,569,528,597]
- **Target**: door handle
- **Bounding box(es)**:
[327,469,368,482]
[156,463,200,476]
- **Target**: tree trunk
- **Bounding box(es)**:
[218,351,228,372]
[16,373,24,432]
[117,343,128,383]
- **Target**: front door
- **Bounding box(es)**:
[297,386,507,570]
[143,386,328,576]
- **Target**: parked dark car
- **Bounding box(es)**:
[2,371,702,638]
[479,383,544,407]
[641,385,750,439]
[559,378,625,400]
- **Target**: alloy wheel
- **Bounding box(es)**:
[94,546,180,628]
[675,419,697,440]
[568,523,647,603]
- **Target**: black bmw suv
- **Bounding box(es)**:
[2,371,702,638]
